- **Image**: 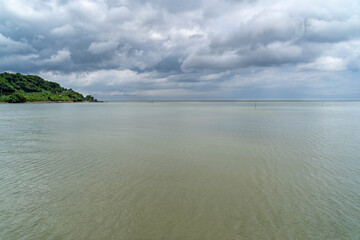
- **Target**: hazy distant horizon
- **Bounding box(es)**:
[103,99,360,102]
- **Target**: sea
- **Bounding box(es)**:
[1,101,359,239]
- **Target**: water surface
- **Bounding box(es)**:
[1,102,360,239]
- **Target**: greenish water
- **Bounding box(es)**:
[1,102,360,239]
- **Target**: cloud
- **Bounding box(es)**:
[304,16,360,42]
[51,24,75,35]
[0,33,34,54]
[107,6,133,22]
[0,0,359,99]
[210,11,304,48]
[88,41,118,54]
[297,56,347,71]
[182,41,303,71]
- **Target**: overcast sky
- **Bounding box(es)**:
[1,0,359,100]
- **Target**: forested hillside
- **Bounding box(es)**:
[0,73,96,103]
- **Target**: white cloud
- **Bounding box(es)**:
[88,41,118,54]
[51,24,75,35]
[107,6,132,22]
[297,56,347,71]
[41,50,72,64]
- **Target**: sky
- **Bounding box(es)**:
[0,0,359,100]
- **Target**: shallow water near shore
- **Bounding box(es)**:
[1,101,360,239]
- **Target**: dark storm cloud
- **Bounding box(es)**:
[153,55,183,73]
[0,0,359,99]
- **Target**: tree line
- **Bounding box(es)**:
[0,72,97,103]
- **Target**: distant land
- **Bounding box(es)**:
[0,72,97,103]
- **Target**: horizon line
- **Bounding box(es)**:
[101,99,360,102]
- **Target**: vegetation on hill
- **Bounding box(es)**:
[0,72,97,103]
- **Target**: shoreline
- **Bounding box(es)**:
[0,101,92,104]
[1,100,359,104]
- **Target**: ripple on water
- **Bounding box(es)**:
[0,102,360,239]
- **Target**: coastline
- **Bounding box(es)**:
[0,101,90,104]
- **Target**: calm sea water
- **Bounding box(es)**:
[1,102,360,239]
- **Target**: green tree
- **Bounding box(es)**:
[0,77,15,94]
[7,93,26,103]
[85,95,97,102]
[0,72,93,103]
